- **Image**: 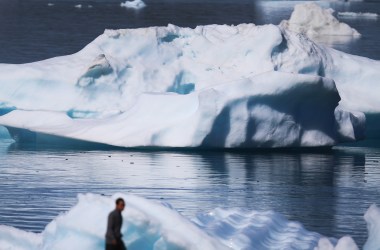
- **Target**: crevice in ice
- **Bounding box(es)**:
[167,71,195,95]
[201,106,231,147]
[66,109,101,119]
[77,54,113,87]
[159,33,180,43]
[272,33,288,71]
[0,103,16,116]
[272,28,328,77]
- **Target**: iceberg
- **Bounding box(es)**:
[363,204,380,250]
[120,0,146,10]
[280,3,361,37]
[3,193,380,250]
[0,23,371,148]
[338,12,379,20]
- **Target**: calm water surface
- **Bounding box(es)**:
[0,0,380,63]
[1,140,380,246]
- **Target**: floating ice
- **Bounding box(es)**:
[120,0,146,10]
[338,12,379,19]
[280,3,361,37]
[3,193,379,250]
[363,204,380,250]
[315,236,359,250]
[0,23,374,147]
[75,4,82,9]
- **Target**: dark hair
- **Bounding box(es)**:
[116,198,125,205]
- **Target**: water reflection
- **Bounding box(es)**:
[0,141,379,246]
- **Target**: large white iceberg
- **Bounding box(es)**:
[2,193,380,250]
[280,3,361,38]
[0,23,374,148]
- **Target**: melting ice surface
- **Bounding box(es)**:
[0,193,379,250]
[1,22,378,148]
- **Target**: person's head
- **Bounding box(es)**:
[115,198,125,212]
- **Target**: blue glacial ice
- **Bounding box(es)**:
[0,193,379,250]
[1,23,379,148]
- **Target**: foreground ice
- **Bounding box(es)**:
[0,22,377,148]
[120,0,146,10]
[2,193,379,250]
[280,3,361,37]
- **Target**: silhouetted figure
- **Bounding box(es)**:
[105,198,126,250]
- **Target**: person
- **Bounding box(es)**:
[105,198,127,250]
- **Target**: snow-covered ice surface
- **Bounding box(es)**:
[280,3,361,37]
[2,193,380,250]
[120,0,146,10]
[0,23,372,148]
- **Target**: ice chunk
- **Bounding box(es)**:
[338,12,379,19]
[120,0,146,10]
[0,194,228,250]
[363,204,380,250]
[315,236,359,250]
[75,4,82,9]
[0,225,41,250]
[280,3,361,38]
[0,193,378,250]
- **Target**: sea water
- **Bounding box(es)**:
[1,0,380,63]
[1,141,380,246]
[1,0,380,248]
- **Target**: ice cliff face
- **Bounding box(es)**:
[0,23,372,148]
